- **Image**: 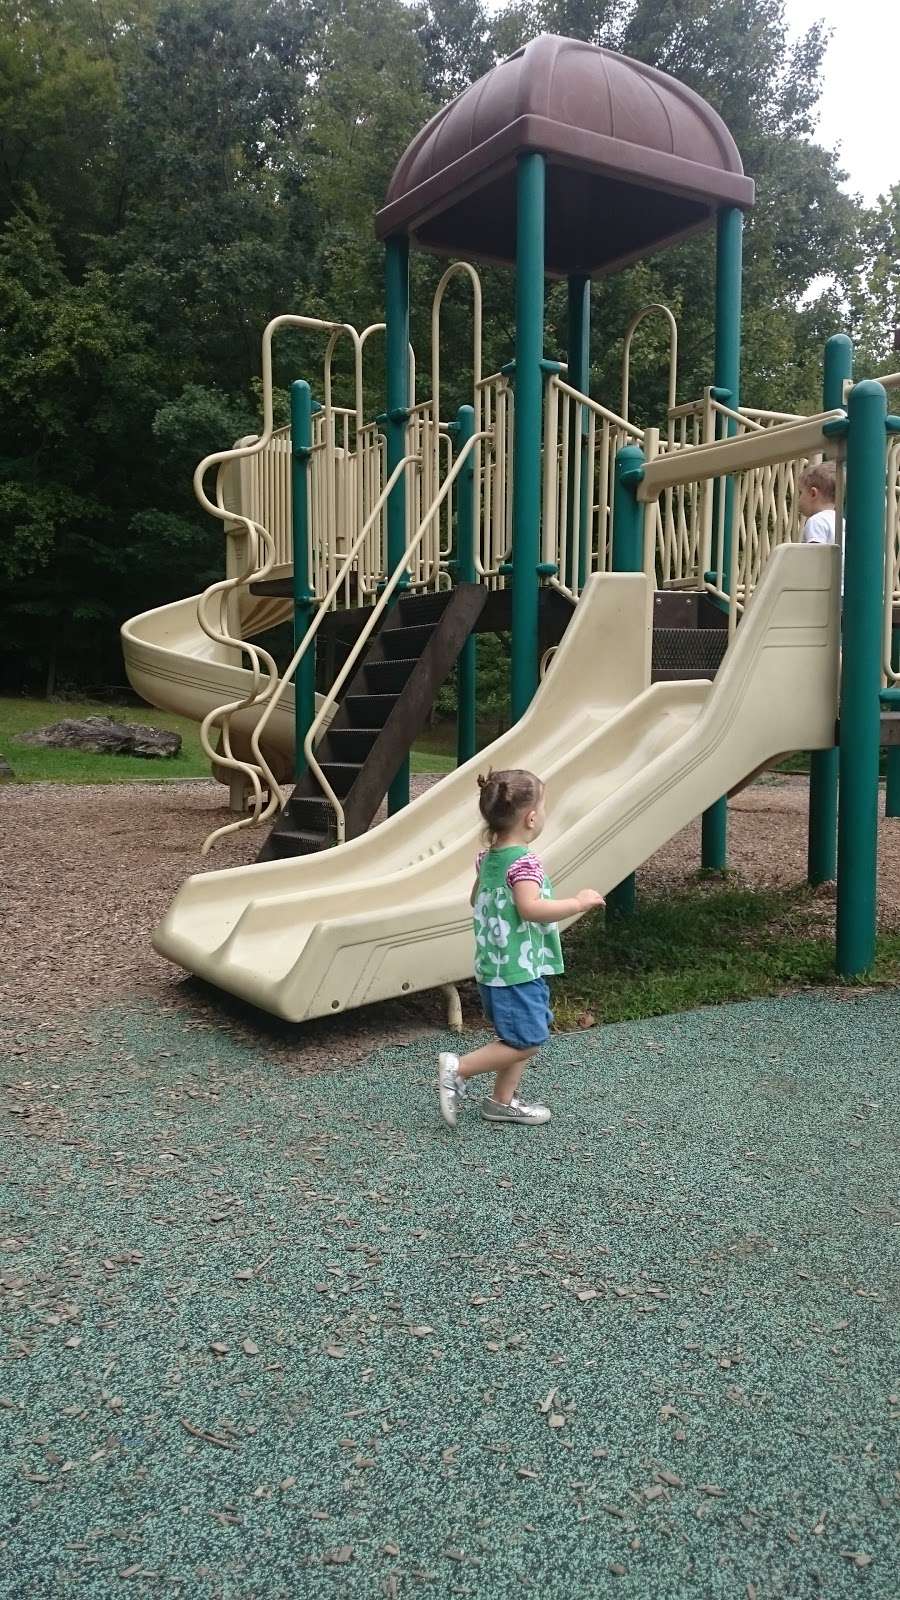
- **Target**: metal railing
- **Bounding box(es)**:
[638,409,846,637]
[646,393,809,591]
[621,303,678,429]
[201,453,421,853]
[221,405,390,610]
[542,375,643,600]
[651,394,711,588]
[193,314,365,811]
[540,375,807,600]
[193,267,489,821]
[476,371,514,583]
[883,432,900,686]
[406,402,453,591]
[846,371,900,404]
[303,428,490,842]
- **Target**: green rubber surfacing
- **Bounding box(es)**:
[1,991,898,1597]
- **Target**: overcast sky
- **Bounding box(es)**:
[785,0,899,205]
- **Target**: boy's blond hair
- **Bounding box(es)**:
[798,460,836,503]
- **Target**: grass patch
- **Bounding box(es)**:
[1,695,210,784]
[2,694,458,784]
[413,718,505,759]
[555,881,900,1026]
[409,748,456,774]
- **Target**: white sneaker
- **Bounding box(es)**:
[438,1052,466,1129]
[481,1096,551,1126]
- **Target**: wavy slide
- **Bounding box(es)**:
[152,544,840,1022]
[121,591,306,780]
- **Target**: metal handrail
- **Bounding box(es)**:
[846,372,900,403]
[883,435,900,686]
[303,428,491,843]
[542,374,645,599]
[474,373,513,579]
[200,452,421,854]
[193,314,364,813]
[621,303,678,429]
[638,409,846,638]
[638,411,846,498]
[553,375,641,433]
[432,262,483,429]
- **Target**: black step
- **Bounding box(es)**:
[345,692,399,728]
[652,667,721,684]
[652,626,728,672]
[257,581,486,863]
[398,590,451,625]
[265,828,330,859]
[286,794,339,834]
[381,622,436,659]
[326,727,380,762]
[318,762,363,799]
[363,657,419,694]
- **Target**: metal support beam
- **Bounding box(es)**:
[836,381,888,975]
[510,153,546,722]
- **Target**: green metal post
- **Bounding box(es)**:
[511,153,546,722]
[606,442,645,917]
[886,627,900,817]
[836,380,888,976]
[714,210,743,419]
[291,380,316,779]
[385,234,411,814]
[455,404,477,765]
[702,206,744,871]
[566,274,591,591]
[808,334,853,880]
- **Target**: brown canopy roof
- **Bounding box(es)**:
[376,35,754,276]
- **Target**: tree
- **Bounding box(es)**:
[850,185,900,378]
[0,0,891,694]
[490,0,862,422]
[415,0,495,98]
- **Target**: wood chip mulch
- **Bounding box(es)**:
[3,773,898,1068]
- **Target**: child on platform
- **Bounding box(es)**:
[798,460,837,545]
[438,769,604,1130]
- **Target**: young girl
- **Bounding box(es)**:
[438,769,604,1129]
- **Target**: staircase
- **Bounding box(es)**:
[651,591,728,683]
[259,584,487,859]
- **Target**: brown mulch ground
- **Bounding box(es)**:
[3,774,899,1066]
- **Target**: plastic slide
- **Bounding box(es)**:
[121,591,304,779]
[152,544,841,1021]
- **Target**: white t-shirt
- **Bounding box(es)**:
[801,509,835,545]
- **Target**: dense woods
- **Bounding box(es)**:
[1,0,897,693]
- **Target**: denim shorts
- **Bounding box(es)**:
[478,977,554,1050]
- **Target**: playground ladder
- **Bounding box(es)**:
[259,583,487,857]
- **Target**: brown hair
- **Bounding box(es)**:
[799,460,836,503]
[476,768,543,841]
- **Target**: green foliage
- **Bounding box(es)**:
[0,693,452,781]
[0,693,212,782]
[850,185,900,376]
[555,881,900,1027]
[434,632,511,732]
[0,0,892,693]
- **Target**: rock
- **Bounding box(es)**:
[0,754,14,781]
[17,715,181,759]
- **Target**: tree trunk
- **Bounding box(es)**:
[45,641,58,699]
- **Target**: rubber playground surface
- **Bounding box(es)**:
[1,990,898,1598]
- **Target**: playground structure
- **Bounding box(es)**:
[123,35,900,1022]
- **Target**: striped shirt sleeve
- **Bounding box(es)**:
[506,852,544,889]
